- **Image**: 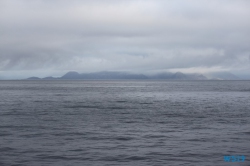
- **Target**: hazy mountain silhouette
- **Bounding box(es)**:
[27,76,41,80]
[145,72,207,80]
[60,71,148,79]
[61,71,81,79]
[27,71,211,80]
[26,71,242,80]
[204,72,239,80]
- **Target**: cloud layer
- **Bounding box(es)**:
[1,0,250,78]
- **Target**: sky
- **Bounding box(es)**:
[0,0,250,79]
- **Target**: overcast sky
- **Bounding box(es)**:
[1,0,250,79]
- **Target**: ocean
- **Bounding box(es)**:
[0,80,249,166]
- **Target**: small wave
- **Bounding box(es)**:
[0,147,15,151]
[187,138,214,142]
[241,131,250,135]
[115,136,134,141]
[64,105,100,109]
[36,155,80,161]
[139,103,153,105]
[0,133,12,136]
[116,100,127,103]
[125,156,148,161]
[124,120,137,123]
[143,134,166,139]
[106,106,126,110]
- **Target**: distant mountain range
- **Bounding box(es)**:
[26,71,240,80]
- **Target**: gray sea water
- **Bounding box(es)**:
[0,80,250,166]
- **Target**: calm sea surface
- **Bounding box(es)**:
[0,80,250,166]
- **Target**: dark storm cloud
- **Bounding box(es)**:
[0,0,250,78]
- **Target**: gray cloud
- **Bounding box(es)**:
[0,0,250,78]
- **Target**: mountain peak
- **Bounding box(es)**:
[61,71,80,79]
[172,72,187,79]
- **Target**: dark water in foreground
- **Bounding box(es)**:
[0,80,250,166]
